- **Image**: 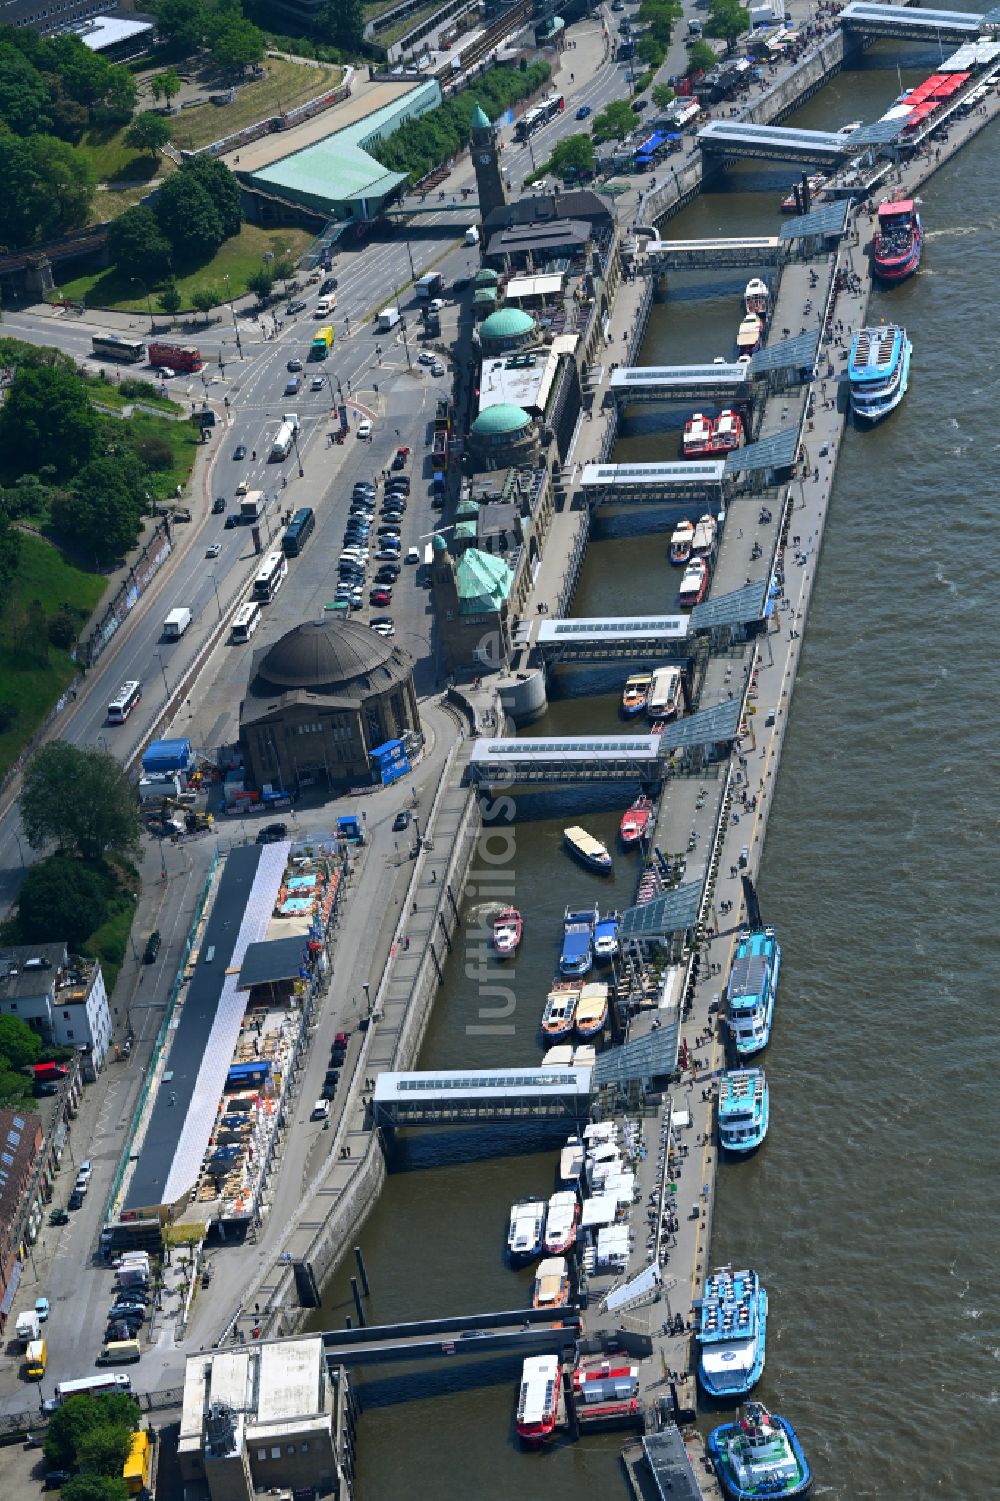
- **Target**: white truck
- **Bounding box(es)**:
[269,412,300,462]
[376,307,400,333]
[15,1310,40,1345]
[415,272,444,300]
[162,607,192,641]
[239,489,265,522]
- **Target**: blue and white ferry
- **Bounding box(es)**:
[560,907,597,977]
[848,323,911,423]
[726,927,780,1057]
[718,1067,769,1153]
[696,1267,767,1398]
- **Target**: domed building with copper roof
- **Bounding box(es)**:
[239,618,420,793]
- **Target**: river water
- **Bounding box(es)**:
[311,47,1000,1500]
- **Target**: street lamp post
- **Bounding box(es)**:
[209,573,223,620]
[155,652,169,695]
[291,426,305,479]
[398,315,413,371]
[223,274,244,359]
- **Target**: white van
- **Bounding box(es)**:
[315,295,335,316]
[464,226,479,246]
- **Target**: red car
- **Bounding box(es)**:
[370,587,392,606]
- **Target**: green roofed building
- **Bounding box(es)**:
[469,402,538,471]
[479,306,537,353]
[430,536,517,674]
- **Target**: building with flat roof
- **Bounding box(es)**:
[0,945,112,1078]
[178,1336,354,1500]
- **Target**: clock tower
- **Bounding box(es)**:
[470,102,508,229]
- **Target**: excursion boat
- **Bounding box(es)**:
[683,411,715,457]
[620,795,653,847]
[621,672,652,717]
[516,1354,561,1445]
[872,198,923,283]
[572,1360,640,1421]
[532,1256,570,1311]
[507,1199,546,1264]
[848,324,912,423]
[690,513,718,560]
[647,665,683,721]
[593,912,621,963]
[575,981,609,1040]
[711,409,744,453]
[679,557,709,608]
[697,1267,767,1398]
[727,927,781,1057]
[563,826,613,874]
[708,1403,812,1499]
[492,906,522,958]
[718,1067,769,1153]
[560,906,598,976]
[559,1133,585,1186]
[735,313,763,357]
[542,982,580,1039]
[544,1190,580,1254]
[669,519,695,565]
[743,277,770,317]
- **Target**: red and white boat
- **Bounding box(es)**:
[679,557,709,608]
[872,198,923,283]
[690,513,718,559]
[744,278,770,317]
[544,1190,580,1255]
[492,906,522,958]
[683,412,714,457]
[516,1354,561,1445]
[736,313,763,357]
[670,519,695,565]
[711,409,743,452]
[620,795,653,847]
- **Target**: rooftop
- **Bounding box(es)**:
[478,349,560,418]
[479,307,536,341]
[179,1336,330,1457]
[455,547,515,612]
[470,402,533,436]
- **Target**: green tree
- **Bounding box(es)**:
[15,855,110,946]
[651,82,676,113]
[158,281,182,316]
[54,452,148,563]
[134,433,174,469]
[125,110,171,158]
[0,46,51,136]
[153,0,205,53]
[62,1478,130,1501]
[0,508,21,594]
[0,362,99,478]
[687,39,719,72]
[271,256,295,286]
[44,1394,103,1469]
[324,0,364,51]
[190,285,220,322]
[246,266,274,304]
[78,1424,134,1478]
[155,172,224,260]
[547,133,595,180]
[19,742,141,863]
[181,156,241,239]
[0,130,95,247]
[591,99,639,144]
[212,19,265,72]
[108,205,172,282]
[0,1014,43,1070]
[705,0,747,52]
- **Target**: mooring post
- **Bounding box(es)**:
[350,1276,366,1327]
[354,1245,370,1297]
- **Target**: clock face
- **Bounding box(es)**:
[477,153,493,165]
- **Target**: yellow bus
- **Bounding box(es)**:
[123,1430,151,1495]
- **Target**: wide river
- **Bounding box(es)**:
[311,44,999,1500]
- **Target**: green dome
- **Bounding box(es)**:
[470,103,491,131]
[479,306,536,341]
[432,533,449,553]
[471,403,532,437]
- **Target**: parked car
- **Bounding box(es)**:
[77,1160,93,1183]
[143,931,161,964]
[68,1190,84,1210]
[375,547,400,562]
[321,1081,338,1100]
[44,1472,73,1490]
[257,822,288,844]
[49,1207,69,1226]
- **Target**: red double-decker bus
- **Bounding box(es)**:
[148,341,203,373]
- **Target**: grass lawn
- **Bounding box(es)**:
[126,409,201,499]
[75,122,164,184]
[0,535,107,780]
[169,57,344,152]
[57,224,315,311]
[83,375,183,416]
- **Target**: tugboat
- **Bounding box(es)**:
[621,671,652,717]
[872,198,922,283]
[492,906,522,958]
[709,1403,812,1498]
[593,911,620,963]
[696,1267,767,1397]
[563,826,613,874]
[710,409,744,453]
[679,557,709,608]
[669,518,695,565]
[543,1190,580,1254]
[516,1354,561,1445]
[718,1067,769,1153]
[507,1199,546,1264]
[683,412,714,457]
[848,324,912,423]
[620,795,653,847]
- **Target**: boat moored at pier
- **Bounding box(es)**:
[492,906,522,958]
[560,906,598,976]
[544,1190,580,1254]
[620,795,653,847]
[744,278,770,316]
[872,198,922,283]
[647,665,683,721]
[575,980,610,1039]
[507,1199,546,1264]
[718,1067,769,1153]
[679,557,709,608]
[726,926,781,1057]
[532,1256,570,1310]
[849,324,912,423]
[559,1133,584,1186]
[709,1403,812,1499]
[690,513,718,560]
[697,1267,767,1398]
[683,412,714,457]
[593,912,621,963]
[736,313,763,357]
[621,672,652,717]
[516,1354,561,1445]
[563,826,613,874]
[669,519,695,564]
[542,981,580,1039]
[711,409,744,453]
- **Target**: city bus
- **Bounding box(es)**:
[148,341,203,373]
[49,1372,132,1409]
[282,506,315,557]
[107,680,142,724]
[231,601,261,642]
[252,552,288,603]
[91,333,146,363]
[515,105,546,140]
